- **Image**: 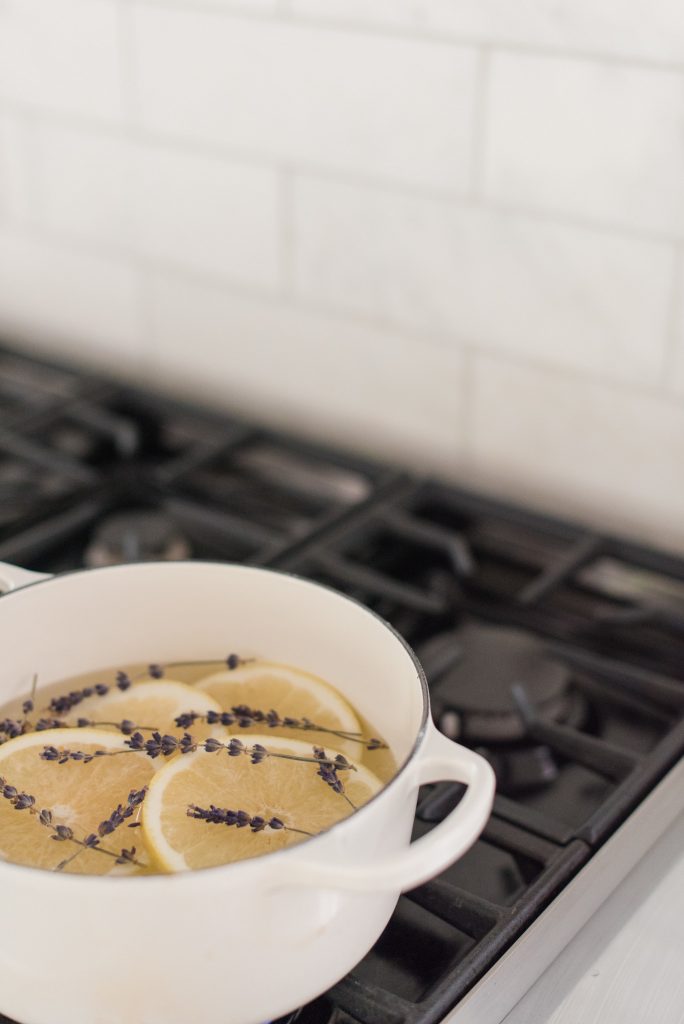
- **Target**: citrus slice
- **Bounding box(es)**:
[142,733,382,872]
[0,728,157,875]
[194,661,362,757]
[61,681,224,744]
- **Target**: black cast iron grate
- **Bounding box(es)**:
[0,344,683,1024]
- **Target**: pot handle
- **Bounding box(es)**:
[279,725,495,893]
[0,561,52,594]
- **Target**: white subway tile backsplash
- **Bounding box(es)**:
[0,116,31,221]
[0,230,143,369]
[294,178,673,386]
[467,356,684,552]
[148,273,465,467]
[0,0,125,120]
[132,6,477,189]
[485,54,684,236]
[35,126,280,290]
[425,0,684,62]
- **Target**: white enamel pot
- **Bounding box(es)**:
[0,560,495,1024]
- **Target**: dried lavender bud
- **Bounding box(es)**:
[22,700,33,715]
[115,672,132,691]
[178,733,196,755]
[14,792,35,810]
[2,784,18,800]
[0,718,23,740]
[175,711,199,730]
[49,684,109,715]
[115,847,137,864]
[39,809,52,826]
[203,737,221,753]
[84,833,100,849]
[35,717,66,731]
[187,804,313,836]
[148,664,164,679]
[226,654,240,670]
[52,824,74,841]
[173,703,387,750]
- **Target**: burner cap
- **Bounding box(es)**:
[85,510,192,567]
[421,623,576,743]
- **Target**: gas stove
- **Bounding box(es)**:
[1,345,683,1024]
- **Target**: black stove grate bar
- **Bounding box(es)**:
[312,551,448,617]
[490,794,576,846]
[155,424,255,484]
[0,426,97,484]
[576,715,684,845]
[164,495,281,552]
[573,672,675,725]
[549,644,684,711]
[405,879,502,939]
[513,684,639,782]
[381,509,475,578]
[481,815,562,866]
[0,496,110,565]
[62,400,141,459]
[331,976,413,1024]
[517,533,604,606]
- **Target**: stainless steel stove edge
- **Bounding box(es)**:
[444,757,684,1024]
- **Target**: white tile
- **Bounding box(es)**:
[289,0,419,28]
[148,273,465,468]
[484,54,684,236]
[132,6,477,189]
[425,0,684,62]
[467,356,684,554]
[673,271,684,397]
[0,0,125,120]
[0,115,31,221]
[35,126,280,289]
[294,178,673,387]
[0,230,143,371]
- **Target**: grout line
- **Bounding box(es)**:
[277,167,296,297]
[0,99,682,250]
[468,46,491,200]
[660,244,683,391]
[126,0,684,74]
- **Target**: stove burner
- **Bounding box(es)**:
[85,510,192,566]
[421,623,582,744]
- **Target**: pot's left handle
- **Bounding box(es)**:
[0,561,51,594]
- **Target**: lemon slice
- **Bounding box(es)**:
[0,729,157,875]
[194,661,362,757]
[62,681,224,744]
[143,733,382,872]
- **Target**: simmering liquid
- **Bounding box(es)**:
[0,660,395,875]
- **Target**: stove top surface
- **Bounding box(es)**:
[1,346,683,1024]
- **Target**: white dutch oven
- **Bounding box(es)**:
[0,560,495,1024]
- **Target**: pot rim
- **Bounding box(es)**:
[0,560,430,887]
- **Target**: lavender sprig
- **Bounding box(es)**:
[135,653,254,681]
[41,734,358,773]
[313,746,355,809]
[97,788,147,837]
[175,705,387,751]
[0,775,143,869]
[46,675,131,716]
[187,804,313,837]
